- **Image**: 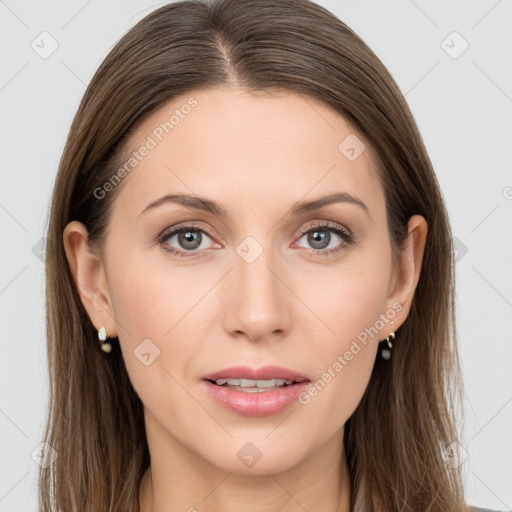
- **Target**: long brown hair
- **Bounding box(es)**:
[41,0,467,510]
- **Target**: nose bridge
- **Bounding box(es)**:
[223,237,290,341]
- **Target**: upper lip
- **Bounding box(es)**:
[202,365,309,382]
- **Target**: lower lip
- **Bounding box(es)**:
[202,380,310,417]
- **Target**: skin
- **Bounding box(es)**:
[63,84,427,512]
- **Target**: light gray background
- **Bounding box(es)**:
[1,0,511,510]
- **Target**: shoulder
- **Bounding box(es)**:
[468,506,510,512]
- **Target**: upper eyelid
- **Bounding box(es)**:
[159,222,216,242]
[297,220,351,235]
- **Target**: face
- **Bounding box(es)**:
[66,85,423,476]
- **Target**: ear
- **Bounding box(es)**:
[62,221,117,338]
[383,214,428,333]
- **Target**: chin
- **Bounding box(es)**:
[200,436,311,476]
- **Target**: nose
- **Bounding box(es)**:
[222,246,292,343]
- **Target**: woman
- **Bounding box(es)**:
[40,0,500,510]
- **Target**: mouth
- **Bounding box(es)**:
[200,365,311,416]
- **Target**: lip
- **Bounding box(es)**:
[202,379,310,417]
[201,365,311,417]
[202,365,309,382]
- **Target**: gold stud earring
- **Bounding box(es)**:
[98,326,112,353]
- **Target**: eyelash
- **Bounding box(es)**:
[157,221,355,259]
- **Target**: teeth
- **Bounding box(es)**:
[214,378,294,387]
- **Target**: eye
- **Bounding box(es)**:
[295,221,354,256]
[158,224,218,258]
[158,220,355,259]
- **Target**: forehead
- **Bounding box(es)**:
[112,85,384,220]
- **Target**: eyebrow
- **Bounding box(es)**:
[139,192,372,220]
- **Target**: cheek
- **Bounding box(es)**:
[105,253,200,422]
[105,248,216,391]
[295,253,390,429]
[106,247,205,341]
[307,252,391,349]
